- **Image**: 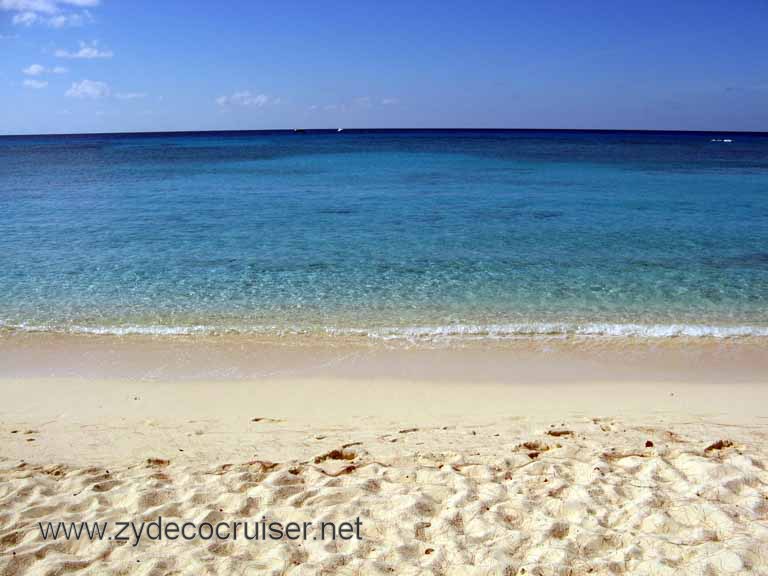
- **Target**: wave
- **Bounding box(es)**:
[354,323,768,340]
[2,321,768,340]
[0,322,284,337]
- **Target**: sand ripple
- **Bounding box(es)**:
[1,419,768,575]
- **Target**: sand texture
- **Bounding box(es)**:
[2,375,768,575]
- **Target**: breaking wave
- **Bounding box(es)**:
[2,321,768,341]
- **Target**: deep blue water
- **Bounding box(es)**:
[1,129,768,340]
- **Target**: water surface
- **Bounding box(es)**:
[2,129,767,342]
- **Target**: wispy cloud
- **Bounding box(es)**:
[2,1,58,14]
[22,63,67,75]
[216,90,277,108]
[309,96,400,113]
[1,0,98,12]
[23,78,48,89]
[65,78,109,98]
[307,103,344,112]
[60,0,99,6]
[353,96,372,109]
[11,11,36,24]
[2,0,98,27]
[47,10,90,27]
[23,63,45,75]
[13,10,90,27]
[115,91,147,100]
[55,40,112,59]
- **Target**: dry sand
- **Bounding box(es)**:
[1,337,768,575]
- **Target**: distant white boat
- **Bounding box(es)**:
[337,128,344,132]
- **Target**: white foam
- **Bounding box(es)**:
[0,322,288,337]
[341,322,768,341]
[2,320,767,340]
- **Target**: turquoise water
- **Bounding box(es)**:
[1,130,768,341]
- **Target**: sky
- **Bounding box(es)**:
[1,0,768,135]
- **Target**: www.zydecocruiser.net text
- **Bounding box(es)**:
[38,516,364,547]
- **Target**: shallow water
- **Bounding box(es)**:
[2,129,767,341]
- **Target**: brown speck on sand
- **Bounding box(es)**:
[705,440,733,452]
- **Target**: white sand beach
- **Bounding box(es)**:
[1,338,768,575]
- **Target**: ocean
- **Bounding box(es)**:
[1,129,767,343]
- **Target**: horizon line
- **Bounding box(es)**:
[1,127,767,138]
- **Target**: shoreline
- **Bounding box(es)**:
[3,319,768,340]
[2,331,767,383]
[2,332,767,466]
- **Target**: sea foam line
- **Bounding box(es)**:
[353,323,768,340]
[2,321,768,340]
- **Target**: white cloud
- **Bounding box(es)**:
[22,63,67,76]
[216,90,275,108]
[115,91,147,100]
[55,40,112,59]
[65,78,109,98]
[2,0,57,14]
[47,10,89,27]
[23,63,45,75]
[311,97,397,113]
[11,10,36,24]
[23,78,47,88]
[353,96,372,108]
[2,0,98,27]
[1,0,98,12]
[60,0,98,6]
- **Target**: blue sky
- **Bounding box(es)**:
[2,0,767,134]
